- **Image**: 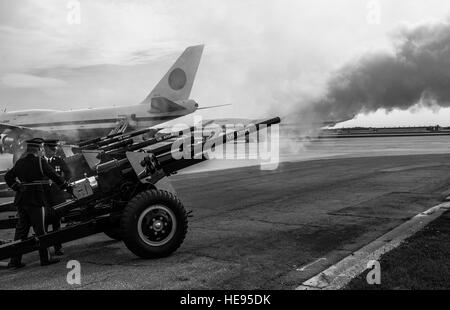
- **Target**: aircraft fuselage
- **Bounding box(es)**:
[0,102,196,142]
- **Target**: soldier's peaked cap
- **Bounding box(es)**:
[25,138,45,148]
[43,139,59,147]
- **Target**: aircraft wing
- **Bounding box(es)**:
[154,118,257,134]
[0,122,52,137]
[0,122,53,153]
[202,118,258,127]
[0,122,32,132]
[321,114,356,127]
[149,118,266,147]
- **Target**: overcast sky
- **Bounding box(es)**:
[2,0,450,127]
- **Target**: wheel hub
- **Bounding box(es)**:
[152,220,163,231]
[138,205,177,246]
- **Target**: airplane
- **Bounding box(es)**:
[0,45,228,158]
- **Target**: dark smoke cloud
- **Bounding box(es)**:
[291,20,450,126]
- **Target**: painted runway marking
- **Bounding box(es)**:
[297,202,450,290]
[296,258,327,271]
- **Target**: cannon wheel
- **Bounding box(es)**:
[120,189,188,258]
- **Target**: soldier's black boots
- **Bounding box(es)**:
[54,249,64,256]
[41,258,60,266]
[7,262,26,269]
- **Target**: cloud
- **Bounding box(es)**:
[1,0,361,115]
[1,73,67,88]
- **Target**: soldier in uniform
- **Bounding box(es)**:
[4,138,73,268]
[43,139,72,256]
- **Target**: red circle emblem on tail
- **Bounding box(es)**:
[168,68,187,90]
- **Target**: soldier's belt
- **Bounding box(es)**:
[21,181,52,186]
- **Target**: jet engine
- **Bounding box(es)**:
[0,129,17,153]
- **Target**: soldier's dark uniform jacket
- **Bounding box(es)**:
[5,148,67,266]
[42,140,72,254]
[45,156,72,206]
[5,154,66,208]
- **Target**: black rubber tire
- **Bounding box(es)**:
[104,226,122,241]
[120,189,188,259]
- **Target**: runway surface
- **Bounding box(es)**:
[1,150,450,289]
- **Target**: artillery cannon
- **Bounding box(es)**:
[0,117,280,261]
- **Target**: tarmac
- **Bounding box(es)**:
[1,152,450,289]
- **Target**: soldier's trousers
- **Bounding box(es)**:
[10,206,50,265]
[45,184,65,251]
[46,207,62,251]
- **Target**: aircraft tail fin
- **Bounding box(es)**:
[141,45,204,104]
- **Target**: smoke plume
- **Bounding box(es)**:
[291,20,450,127]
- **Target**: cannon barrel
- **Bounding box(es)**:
[100,138,134,152]
[78,132,123,148]
[79,127,157,150]
[160,117,281,160]
[55,117,280,218]
[155,117,281,174]
[103,126,196,156]
[96,128,156,148]
[128,126,196,151]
